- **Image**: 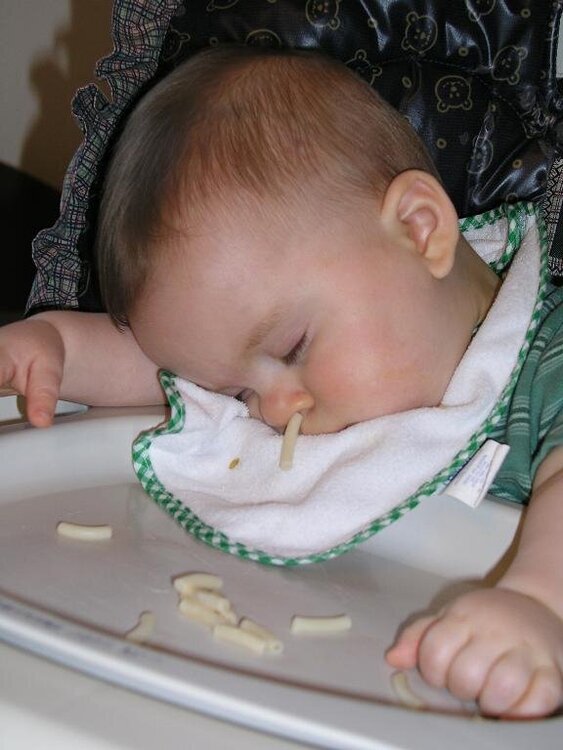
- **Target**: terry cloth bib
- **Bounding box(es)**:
[133,203,548,566]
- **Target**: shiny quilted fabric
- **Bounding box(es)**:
[27,0,563,313]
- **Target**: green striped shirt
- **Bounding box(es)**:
[489,283,563,504]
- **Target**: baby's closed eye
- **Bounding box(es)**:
[282,333,309,366]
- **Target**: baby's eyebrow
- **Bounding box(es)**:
[243,309,283,354]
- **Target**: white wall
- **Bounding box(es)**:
[0,0,113,189]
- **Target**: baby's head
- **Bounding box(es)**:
[97,45,493,434]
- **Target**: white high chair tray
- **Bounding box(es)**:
[0,405,561,749]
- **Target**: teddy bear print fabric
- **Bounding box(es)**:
[27,0,563,314]
[159,0,563,217]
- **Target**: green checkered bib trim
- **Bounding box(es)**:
[132,201,549,566]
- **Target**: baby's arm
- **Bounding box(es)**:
[386,448,563,717]
[0,310,164,427]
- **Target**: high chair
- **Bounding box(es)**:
[2,2,562,747]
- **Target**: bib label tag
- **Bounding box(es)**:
[446,440,510,508]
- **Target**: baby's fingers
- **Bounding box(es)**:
[24,358,63,427]
[386,614,440,669]
[448,645,531,709]
[497,664,563,719]
[448,645,562,717]
[0,352,17,389]
[416,615,473,689]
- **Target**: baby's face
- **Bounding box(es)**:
[131,198,460,435]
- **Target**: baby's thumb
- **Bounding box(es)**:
[386,614,437,669]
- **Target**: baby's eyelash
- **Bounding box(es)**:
[282,333,308,366]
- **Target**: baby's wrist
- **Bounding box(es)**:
[496,575,563,623]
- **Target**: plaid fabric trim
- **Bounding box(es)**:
[543,155,563,278]
[459,202,531,274]
[26,0,183,313]
[132,202,549,567]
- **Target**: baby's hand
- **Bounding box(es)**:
[386,587,563,717]
[0,318,65,427]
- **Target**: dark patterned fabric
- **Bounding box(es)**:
[544,155,563,276]
[28,0,180,314]
[27,0,563,314]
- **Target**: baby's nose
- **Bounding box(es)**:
[253,387,314,431]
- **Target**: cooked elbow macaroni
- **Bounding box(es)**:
[193,590,237,623]
[173,572,284,656]
[239,618,284,654]
[213,623,268,654]
[391,671,425,709]
[178,596,232,628]
[290,614,352,635]
[125,611,155,643]
[56,521,113,541]
[279,412,303,470]
[173,572,223,595]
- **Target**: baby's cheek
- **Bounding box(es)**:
[313,359,376,414]
[313,359,414,425]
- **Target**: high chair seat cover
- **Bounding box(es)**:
[27,0,563,314]
[132,202,549,565]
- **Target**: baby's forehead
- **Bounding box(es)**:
[163,192,318,269]
[172,171,375,251]
[149,176,384,324]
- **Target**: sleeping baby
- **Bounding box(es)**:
[1,46,562,717]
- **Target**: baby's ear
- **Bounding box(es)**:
[380,170,459,279]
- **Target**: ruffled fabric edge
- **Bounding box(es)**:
[27,0,182,313]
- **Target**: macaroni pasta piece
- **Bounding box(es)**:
[173,572,223,595]
[290,614,352,635]
[125,611,155,643]
[194,590,237,623]
[213,623,268,654]
[178,596,231,628]
[391,671,425,709]
[239,618,284,654]
[279,412,303,470]
[56,521,113,541]
[171,571,283,656]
